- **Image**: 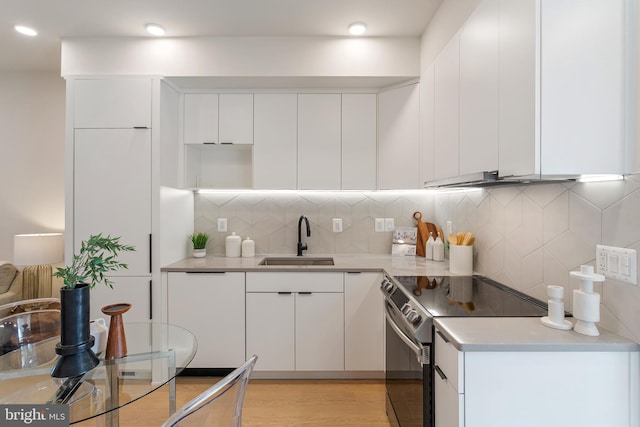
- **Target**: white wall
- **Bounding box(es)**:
[0,71,66,261]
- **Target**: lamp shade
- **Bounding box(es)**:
[14,233,64,265]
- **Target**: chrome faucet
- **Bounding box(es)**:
[297,215,310,256]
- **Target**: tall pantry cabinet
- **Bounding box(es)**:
[65,77,188,322]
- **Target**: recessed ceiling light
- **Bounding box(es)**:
[15,25,37,36]
[145,23,165,36]
[348,22,367,36]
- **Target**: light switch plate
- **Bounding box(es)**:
[385,218,395,231]
[375,218,385,232]
[217,218,228,232]
[332,218,343,233]
[596,244,637,285]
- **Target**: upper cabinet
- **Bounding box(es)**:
[342,94,377,190]
[74,79,152,129]
[500,0,630,178]
[459,0,499,176]
[378,83,421,189]
[183,93,253,144]
[297,94,342,190]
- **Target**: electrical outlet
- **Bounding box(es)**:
[217,218,228,232]
[596,245,637,285]
[385,218,395,231]
[375,218,385,232]
[332,218,343,233]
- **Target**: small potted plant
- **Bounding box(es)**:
[51,233,134,377]
[189,232,209,258]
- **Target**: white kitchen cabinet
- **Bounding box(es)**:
[420,64,435,186]
[297,94,342,190]
[434,323,639,427]
[342,94,377,190]
[167,272,245,368]
[433,32,460,181]
[245,272,344,372]
[218,94,253,144]
[459,0,499,176]
[378,83,420,189]
[253,94,298,189]
[90,277,151,322]
[183,93,219,144]
[73,78,152,129]
[344,272,384,372]
[74,128,151,276]
[499,0,630,178]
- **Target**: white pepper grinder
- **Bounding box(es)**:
[225,232,241,258]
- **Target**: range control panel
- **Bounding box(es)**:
[596,245,637,285]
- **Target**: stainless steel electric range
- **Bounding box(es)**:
[380,274,549,427]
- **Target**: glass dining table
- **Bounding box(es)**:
[0,322,197,426]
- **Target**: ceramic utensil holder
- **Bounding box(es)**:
[449,245,473,275]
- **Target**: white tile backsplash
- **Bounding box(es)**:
[195,175,640,342]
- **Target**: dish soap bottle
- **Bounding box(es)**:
[225,232,241,258]
[242,237,255,258]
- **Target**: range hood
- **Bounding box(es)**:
[424,171,578,188]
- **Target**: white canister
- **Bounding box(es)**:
[242,237,255,258]
[433,236,444,262]
[449,245,473,275]
[225,232,241,257]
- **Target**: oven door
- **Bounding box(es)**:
[384,302,432,427]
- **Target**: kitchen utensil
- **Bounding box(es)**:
[413,212,428,257]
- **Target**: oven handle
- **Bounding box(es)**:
[385,308,429,365]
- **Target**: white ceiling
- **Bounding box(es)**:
[1,0,442,72]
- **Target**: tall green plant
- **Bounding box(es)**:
[189,232,209,250]
[54,234,135,289]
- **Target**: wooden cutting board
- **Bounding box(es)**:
[413,212,438,257]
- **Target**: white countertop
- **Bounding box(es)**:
[161,254,452,277]
[434,317,640,352]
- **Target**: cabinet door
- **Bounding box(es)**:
[434,32,461,180]
[246,292,295,371]
[378,83,420,189]
[344,272,384,371]
[296,292,344,371]
[420,64,436,186]
[498,0,537,177]
[434,370,464,427]
[183,94,219,144]
[90,277,151,322]
[74,129,151,276]
[167,272,245,368]
[297,94,341,190]
[74,79,152,129]
[459,0,499,175]
[219,94,253,145]
[253,94,298,189]
[342,94,377,190]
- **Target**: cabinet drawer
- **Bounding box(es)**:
[435,328,464,393]
[246,272,343,293]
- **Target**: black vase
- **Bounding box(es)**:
[51,283,100,378]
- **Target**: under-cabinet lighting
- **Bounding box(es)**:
[15,25,37,36]
[195,189,442,196]
[348,22,367,36]
[577,174,624,183]
[145,23,165,36]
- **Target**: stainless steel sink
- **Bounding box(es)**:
[258,257,335,266]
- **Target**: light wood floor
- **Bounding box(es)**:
[79,378,392,426]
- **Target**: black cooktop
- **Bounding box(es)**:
[393,275,548,318]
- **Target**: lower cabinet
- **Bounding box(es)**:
[344,272,384,371]
[167,272,245,368]
[434,326,638,427]
[246,272,344,371]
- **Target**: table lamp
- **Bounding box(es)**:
[13,233,64,299]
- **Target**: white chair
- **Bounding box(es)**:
[162,354,258,427]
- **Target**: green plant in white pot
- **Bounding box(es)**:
[51,233,134,378]
[189,232,209,258]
